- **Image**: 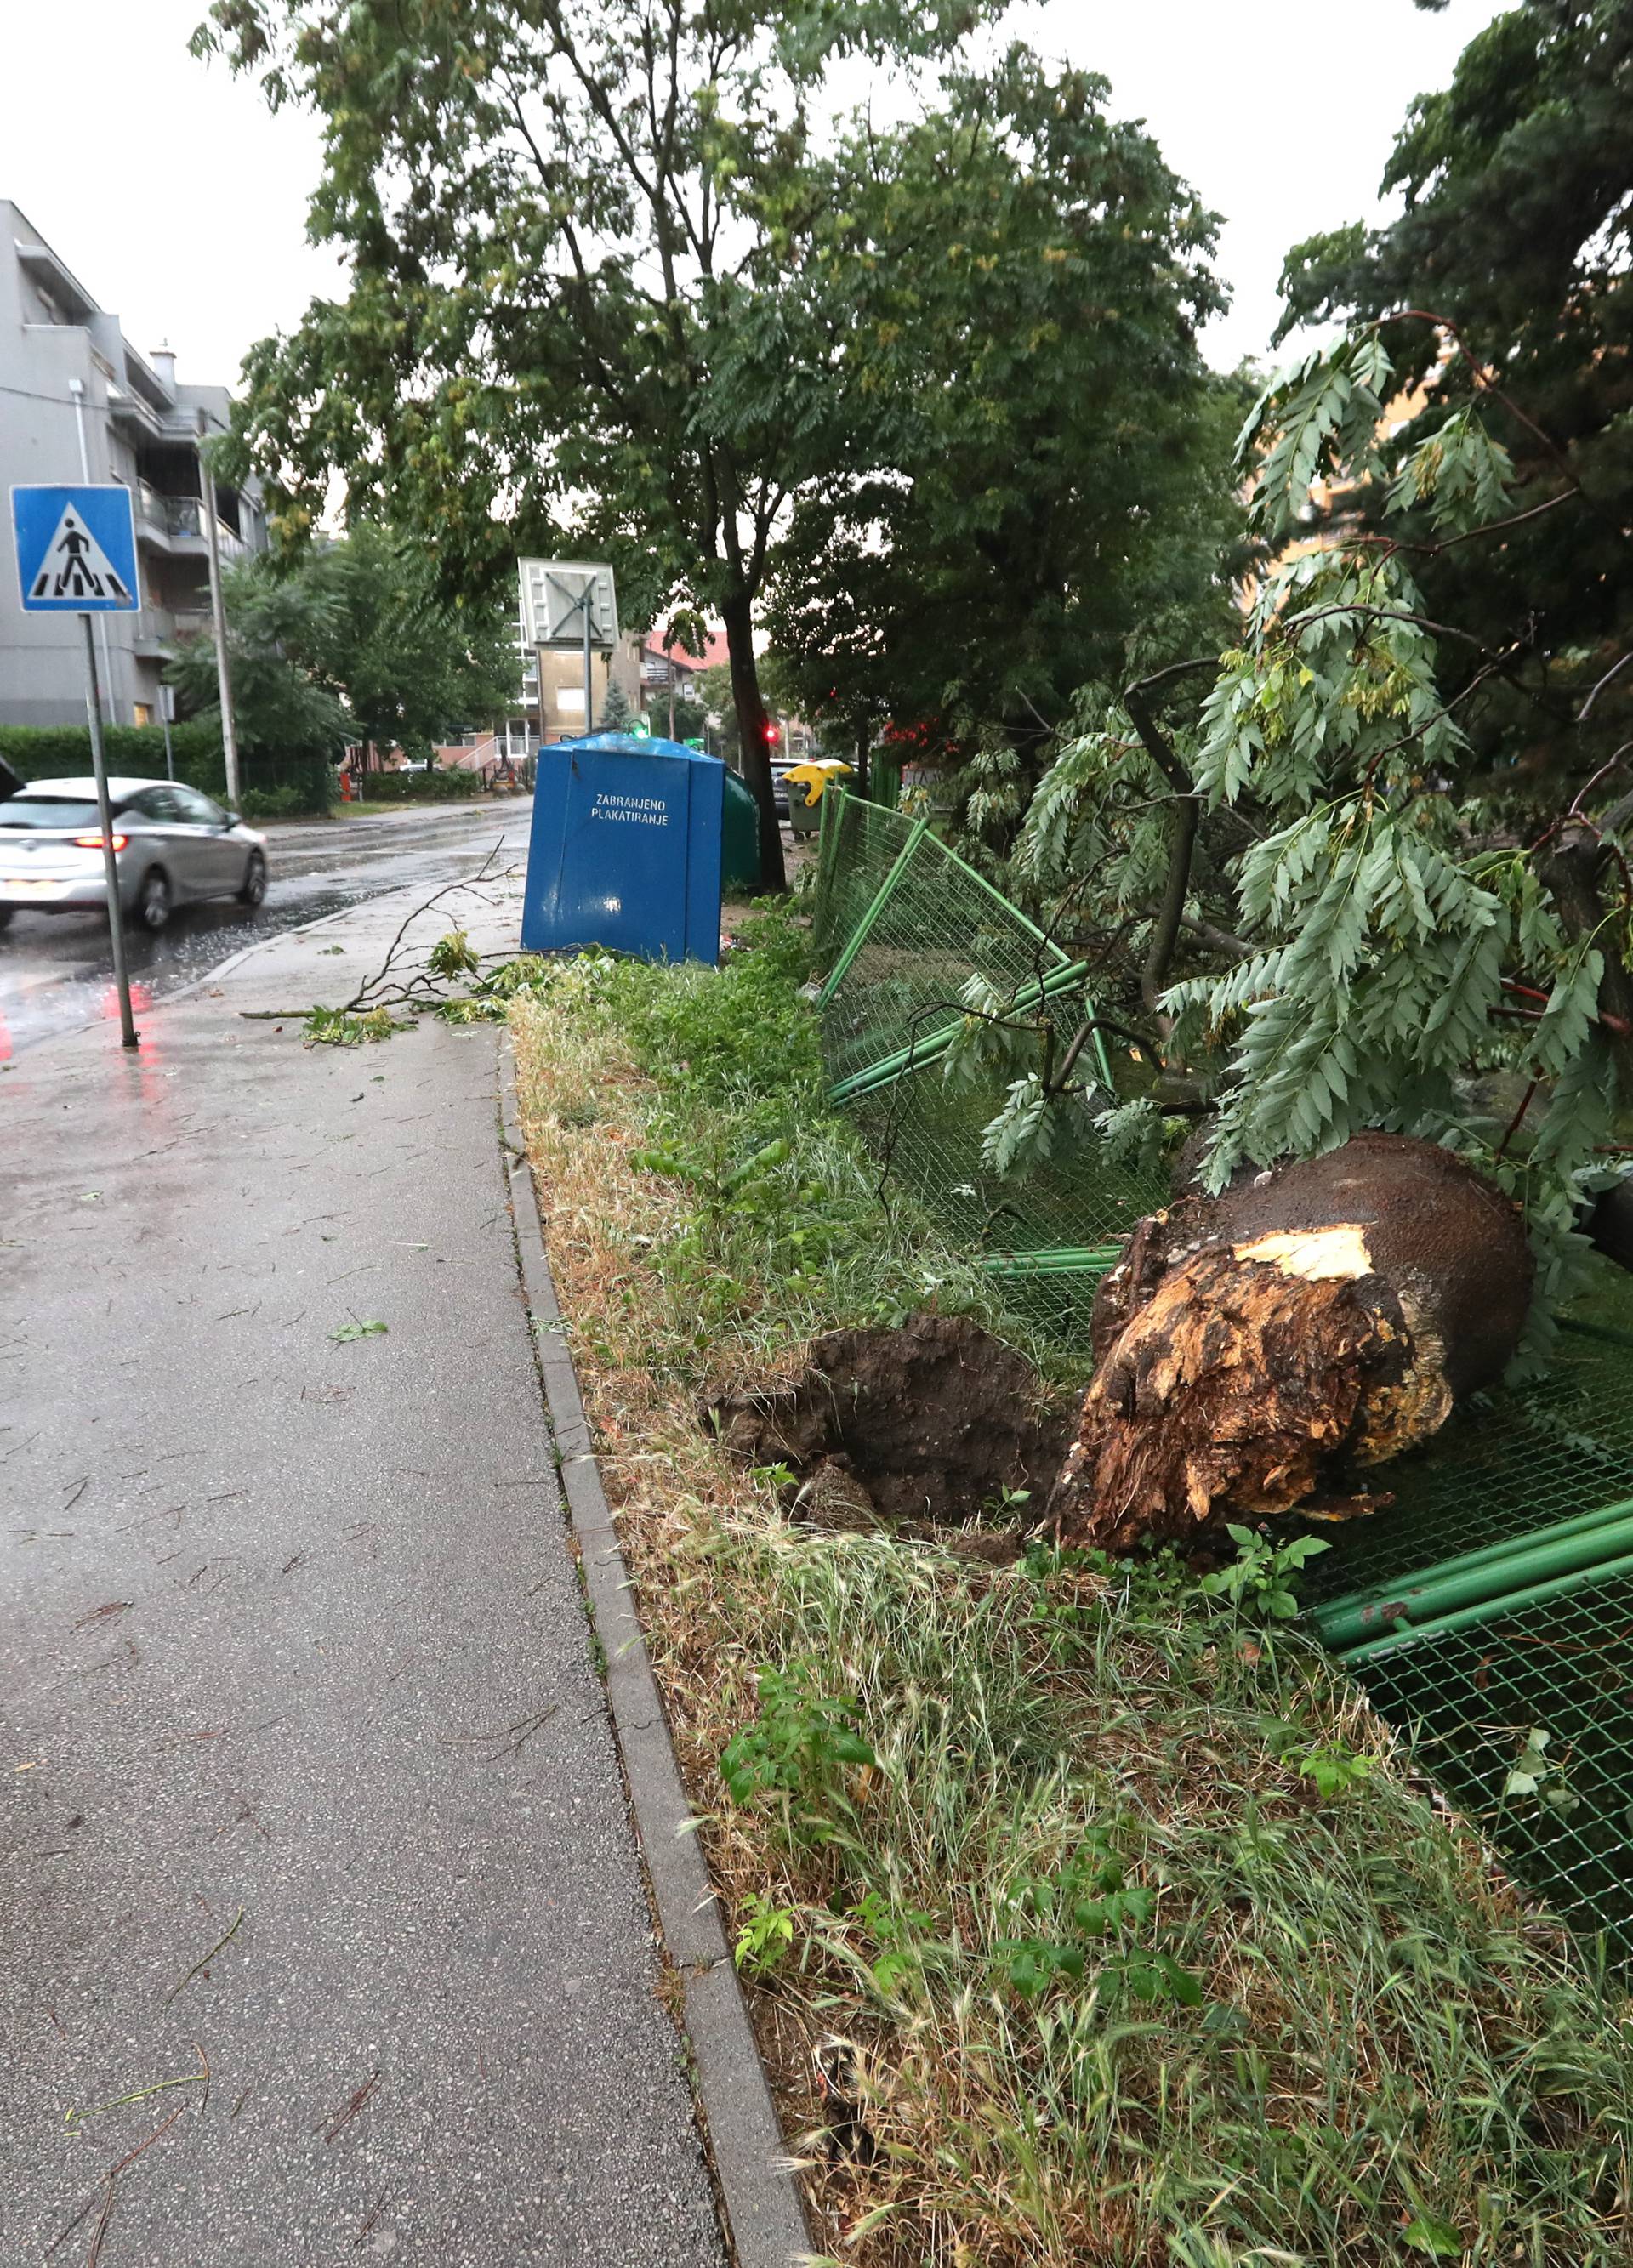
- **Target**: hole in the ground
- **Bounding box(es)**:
[706,1312,1073,1545]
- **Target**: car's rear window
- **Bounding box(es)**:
[0,799,112,831]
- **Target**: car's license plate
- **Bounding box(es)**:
[1,877,60,895]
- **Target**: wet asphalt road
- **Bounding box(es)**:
[0,800,534,1060]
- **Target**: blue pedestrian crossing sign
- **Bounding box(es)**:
[12,484,140,612]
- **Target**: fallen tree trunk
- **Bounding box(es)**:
[1049,1134,1533,1552]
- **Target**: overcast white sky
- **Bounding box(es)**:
[2,0,1505,389]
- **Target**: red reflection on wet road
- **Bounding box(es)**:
[99,979,153,1027]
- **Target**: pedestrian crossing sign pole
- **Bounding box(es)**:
[11,483,144,1048]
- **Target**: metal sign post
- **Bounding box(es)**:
[11,482,144,1049]
[81,617,137,1046]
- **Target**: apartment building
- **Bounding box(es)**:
[0,201,266,726]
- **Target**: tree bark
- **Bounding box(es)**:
[1124,684,1199,1037]
[721,587,786,892]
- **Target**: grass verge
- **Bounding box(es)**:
[509,910,1632,2268]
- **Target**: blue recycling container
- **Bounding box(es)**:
[521,731,724,965]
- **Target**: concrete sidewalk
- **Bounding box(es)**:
[0,873,726,2264]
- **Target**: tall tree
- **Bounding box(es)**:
[762,51,1245,824]
[596,679,634,731]
[959,315,1631,1367]
[166,560,351,762]
[193,0,1003,887]
[300,521,520,759]
[168,531,518,763]
[944,3,1633,1367]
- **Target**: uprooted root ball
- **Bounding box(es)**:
[1050,1133,1533,1552]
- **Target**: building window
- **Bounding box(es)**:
[555,685,586,718]
[133,703,152,727]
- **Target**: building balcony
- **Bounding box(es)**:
[135,480,248,561]
[131,605,213,655]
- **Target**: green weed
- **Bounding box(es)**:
[731,1890,799,1978]
[1294,1740,1376,1801]
[1195,1521,1330,1620]
[720,1660,877,1850]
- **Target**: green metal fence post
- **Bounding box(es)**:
[1340,1543,1633,1667]
[827,958,1092,1104]
[817,816,929,1009]
[1317,1497,1633,1652]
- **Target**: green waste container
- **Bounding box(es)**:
[722,769,760,892]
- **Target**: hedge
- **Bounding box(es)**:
[0,725,332,817]
[351,768,485,803]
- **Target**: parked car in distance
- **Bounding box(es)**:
[0,777,269,933]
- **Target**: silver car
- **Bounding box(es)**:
[0,776,269,933]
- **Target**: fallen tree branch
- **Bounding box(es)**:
[166,1906,244,2005]
[344,840,512,1011]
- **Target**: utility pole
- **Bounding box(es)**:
[196,410,242,809]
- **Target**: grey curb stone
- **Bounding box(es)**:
[498,1039,813,2268]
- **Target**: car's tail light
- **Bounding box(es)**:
[71,833,128,851]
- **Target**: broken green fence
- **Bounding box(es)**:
[1304,1292,1633,1963]
[813,787,1633,1965]
[811,791,1166,1343]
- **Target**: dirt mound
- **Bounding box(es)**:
[708,1312,1070,1526]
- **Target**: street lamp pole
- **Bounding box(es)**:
[196,411,242,810]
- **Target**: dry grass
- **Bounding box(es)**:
[509,939,1633,2268]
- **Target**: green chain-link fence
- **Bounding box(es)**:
[1306,1288,1633,1962]
[812,791,1168,1344]
[813,790,1633,1960]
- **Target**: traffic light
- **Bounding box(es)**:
[764,721,780,745]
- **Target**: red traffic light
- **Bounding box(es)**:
[764,721,780,744]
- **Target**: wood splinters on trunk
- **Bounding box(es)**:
[1050,1134,1533,1552]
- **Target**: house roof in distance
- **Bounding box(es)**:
[652,628,729,673]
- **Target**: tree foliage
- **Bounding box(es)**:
[761,50,1246,801]
[166,558,352,759]
[168,524,517,761]
[962,304,1632,1362]
[193,0,1011,885]
[1276,0,1633,796]
[941,4,1633,1357]
[299,521,519,758]
[596,679,634,731]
